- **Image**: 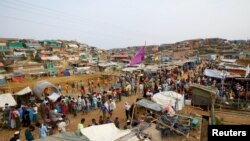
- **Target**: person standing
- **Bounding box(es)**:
[58,84,62,93]
[100,103,108,120]
[60,100,67,115]
[13,108,21,130]
[10,108,16,129]
[3,103,10,129]
[40,100,47,121]
[124,102,131,120]
[32,103,38,123]
[109,99,116,117]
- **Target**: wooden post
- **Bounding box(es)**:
[130,104,136,128]
[211,93,216,125]
[246,81,248,101]
[158,121,188,138]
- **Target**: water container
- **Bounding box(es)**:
[191,117,199,128]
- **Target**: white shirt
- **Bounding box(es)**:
[33,106,38,114]
[125,104,130,111]
[58,121,67,132]
[110,100,116,110]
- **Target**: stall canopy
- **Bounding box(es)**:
[135,98,162,112]
[152,91,184,111]
[203,69,240,79]
[0,93,17,108]
[13,86,32,96]
[80,123,131,141]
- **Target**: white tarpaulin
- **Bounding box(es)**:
[14,86,32,96]
[98,62,117,67]
[80,123,131,141]
[47,92,60,102]
[204,69,240,79]
[41,55,61,61]
[221,58,236,63]
[122,67,141,72]
[14,51,26,56]
[152,91,184,111]
[204,69,226,79]
[0,93,17,108]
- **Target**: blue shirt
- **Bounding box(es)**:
[27,108,34,121]
[39,124,48,138]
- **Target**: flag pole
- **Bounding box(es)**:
[130,42,146,128]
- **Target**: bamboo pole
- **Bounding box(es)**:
[130,103,136,128]
[158,121,187,137]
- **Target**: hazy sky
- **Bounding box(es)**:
[0,0,249,49]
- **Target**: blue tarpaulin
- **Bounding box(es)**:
[0,77,5,85]
[63,69,70,76]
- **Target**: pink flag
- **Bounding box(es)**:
[130,47,145,65]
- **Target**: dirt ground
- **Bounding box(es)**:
[0,72,118,93]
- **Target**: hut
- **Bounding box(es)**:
[32,80,60,100]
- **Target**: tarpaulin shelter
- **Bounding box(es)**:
[203,69,240,79]
[34,131,90,141]
[0,93,17,108]
[135,98,162,112]
[32,80,60,100]
[152,91,184,111]
[41,55,61,61]
[47,92,60,102]
[63,69,70,76]
[13,86,32,96]
[12,73,24,82]
[80,123,131,141]
[13,86,33,105]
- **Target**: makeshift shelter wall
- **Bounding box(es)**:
[80,123,131,141]
[32,80,59,100]
[190,86,212,106]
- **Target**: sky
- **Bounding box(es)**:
[0,0,250,49]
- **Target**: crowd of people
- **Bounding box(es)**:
[4,58,250,141]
